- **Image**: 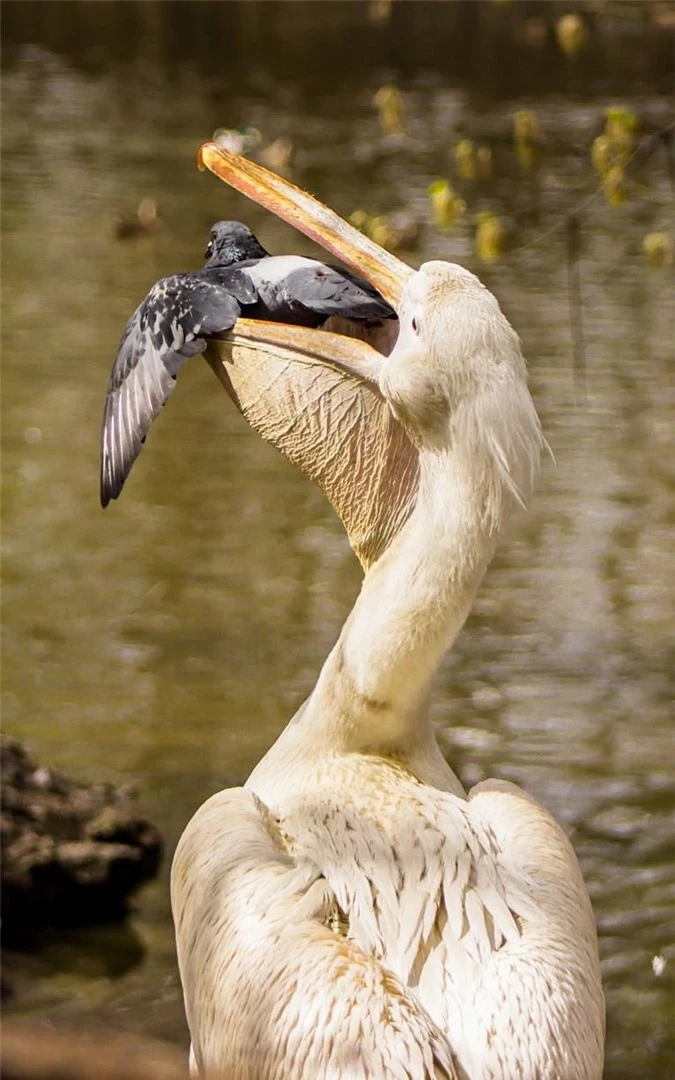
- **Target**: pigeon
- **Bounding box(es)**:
[100,220,397,507]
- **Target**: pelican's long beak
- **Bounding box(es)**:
[198,141,413,310]
[208,318,385,385]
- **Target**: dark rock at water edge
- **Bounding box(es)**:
[0,736,163,941]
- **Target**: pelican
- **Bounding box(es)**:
[170,146,605,1079]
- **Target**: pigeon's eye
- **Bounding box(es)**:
[211,231,217,241]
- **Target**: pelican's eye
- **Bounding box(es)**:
[412,317,419,334]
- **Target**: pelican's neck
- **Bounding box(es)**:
[343,451,496,703]
[298,403,532,755]
[246,380,542,805]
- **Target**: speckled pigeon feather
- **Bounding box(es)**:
[100,271,250,508]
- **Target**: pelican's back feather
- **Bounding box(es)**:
[258,756,604,1080]
[172,788,459,1079]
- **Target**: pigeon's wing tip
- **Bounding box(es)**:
[98,273,241,510]
[99,464,117,508]
[100,428,127,508]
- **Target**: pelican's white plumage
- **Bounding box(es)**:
[171,152,604,1080]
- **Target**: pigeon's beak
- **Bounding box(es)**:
[197,141,413,310]
[204,239,214,260]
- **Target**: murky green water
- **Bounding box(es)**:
[2,3,673,1076]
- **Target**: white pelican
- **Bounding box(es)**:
[170,147,605,1079]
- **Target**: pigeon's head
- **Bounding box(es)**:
[204,221,269,267]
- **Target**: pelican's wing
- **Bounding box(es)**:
[276,779,604,1080]
[461,780,606,1078]
[101,274,247,507]
[172,788,458,1079]
[206,322,419,568]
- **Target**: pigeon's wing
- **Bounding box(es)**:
[101,274,244,507]
[283,262,398,323]
[200,266,261,308]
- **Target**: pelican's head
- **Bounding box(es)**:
[380,261,528,450]
[377,260,545,528]
[197,143,545,518]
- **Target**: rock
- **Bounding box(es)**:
[0,736,162,939]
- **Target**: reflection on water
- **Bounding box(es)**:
[2,3,673,1076]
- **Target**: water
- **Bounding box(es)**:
[2,3,673,1075]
